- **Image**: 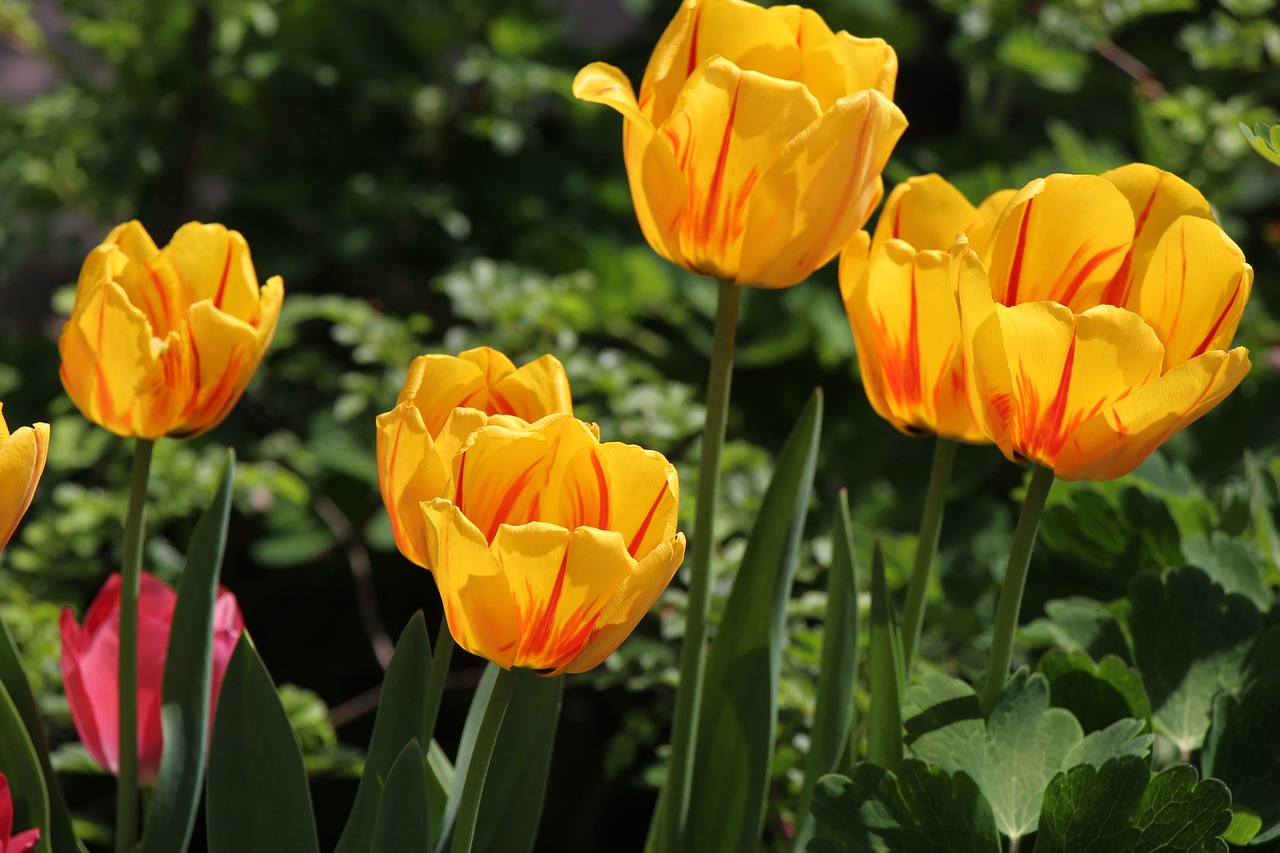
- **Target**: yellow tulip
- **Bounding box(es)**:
[955,164,1253,480]
[0,405,49,553]
[573,0,907,289]
[58,221,283,439]
[422,413,685,675]
[840,175,1014,441]
[375,347,573,569]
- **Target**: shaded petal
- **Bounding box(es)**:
[0,772,10,841]
[769,6,897,105]
[567,532,686,674]
[984,174,1133,311]
[558,440,681,558]
[162,223,263,325]
[0,415,48,553]
[661,57,822,282]
[173,301,263,437]
[254,275,285,352]
[422,500,519,669]
[1130,215,1253,370]
[1099,163,1214,307]
[375,402,449,568]
[738,88,905,287]
[955,238,1013,449]
[971,188,1018,254]
[1056,347,1250,481]
[871,174,980,255]
[60,604,114,772]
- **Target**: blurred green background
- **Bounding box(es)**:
[0,0,1277,849]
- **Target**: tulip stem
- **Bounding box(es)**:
[424,618,455,740]
[979,465,1055,716]
[449,666,518,853]
[658,279,741,853]
[116,437,155,853]
[899,437,959,679]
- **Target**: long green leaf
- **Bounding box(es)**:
[427,739,454,840]
[0,615,83,852]
[141,451,235,853]
[866,542,903,772]
[435,664,563,853]
[206,633,320,853]
[682,389,823,853]
[0,678,48,853]
[334,612,432,853]
[791,489,860,852]
[371,739,431,853]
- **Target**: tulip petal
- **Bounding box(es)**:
[375,403,447,568]
[0,773,12,841]
[486,352,574,422]
[559,440,681,558]
[955,240,1013,448]
[0,416,48,553]
[567,532,686,674]
[174,301,263,437]
[1131,216,1253,370]
[769,6,897,105]
[1098,163,1214,307]
[872,174,981,256]
[1056,347,1251,481]
[739,88,905,287]
[163,223,263,326]
[984,174,1133,311]
[423,500,520,668]
[60,605,114,773]
[574,62,689,267]
[660,57,822,283]
[95,222,191,338]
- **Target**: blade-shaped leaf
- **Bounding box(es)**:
[792,490,860,853]
[142,451,235,853]
[371,739,431,853]
[0,679,49,853]
[335,612,432,853]
[206,633,319,853]
[866,542,902,774]
[683,389,823,853]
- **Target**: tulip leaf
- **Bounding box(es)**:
[206,633,320,853]
[903,671,1150,845]
[1036,757,1230,853]
[0,614,84,852]
[0,678,49,853]
[1126,567,1261,753]
[807,761,1001,853]
[1202,679,1280,844]
[683,388,822,853]
[334,611,432,853]
[435,663,562,853]
[371,739,431,853]
[1038,650,1151,734]
[866,542,903,773]
[791,490,860,853]
[142,450,235,853]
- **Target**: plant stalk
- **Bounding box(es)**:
[449,666,519,853]
[116,438,155,853]
[424,619,456,740]
[899,437,958,678]
[980,465,1055,716]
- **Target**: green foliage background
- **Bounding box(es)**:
[0,0,1277,849]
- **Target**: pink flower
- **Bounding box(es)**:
[59,573,244,785]
[0,772,40,853]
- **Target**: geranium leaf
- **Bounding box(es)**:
[1202,679,1280,844]
[1038,650,1151,733]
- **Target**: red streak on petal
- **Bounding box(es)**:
[212,239,233,311]
[1191,276,1244,360]
[486,457,543,538]
[523,551,570,660]
[627,485,667,558]
[1022,333,1079,462]
[685,6,701,78]
[695,80,741,251]
[590,450,610,530]
[1054,242,1126,307]
[1005,198,1033,305]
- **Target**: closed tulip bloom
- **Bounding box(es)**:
[0,405,49,554]
[422,413,685,675]
[59,573,244,785]
[376,347,573,568]
[840,175,1014,440]
[0,772,39,853]
[573,0,907,288]
[58,221,283,439]
[955,164,1253,480]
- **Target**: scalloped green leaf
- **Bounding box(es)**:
[1202,679,1280,844]
[1038,650,1151,733]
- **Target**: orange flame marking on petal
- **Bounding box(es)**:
[489,386,517,416]
[627,485,667,558]
[1004,198,1033,305]
[685,5,702,78]
[517,549,605,671]
[692,80,742,253]
[145,264,174,334]
[1014,333,1108,465]
[212,239,233,311]
[1099,178,1159,307]
[589,450,610,530]
[1053,242,1127,308]
[801,104,878,272]
[870,267,924,422]
[1191,276,1244,360]
[91,295,123,429]
[486,458,543,539]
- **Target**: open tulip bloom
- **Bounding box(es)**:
[58,221,283,439]
[376,346,574,569]
[573,0,907,288]
[954,164,1253,481]
[0,405,49,554]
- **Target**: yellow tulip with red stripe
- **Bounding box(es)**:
[840,175,1014,441]
[58,221,283,439]
[573,0,907,289]
[423,413,685,675]
[954,164,1253,480]
[0,405,48,554]
[375,347,573,568]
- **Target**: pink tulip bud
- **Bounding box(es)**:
[59,573,244,785]
[0,772,40,853]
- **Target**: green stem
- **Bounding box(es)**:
[424,619,456,741]
[116,438,155,853]
[980,465,1055,716]
[655,279,740,853]
[449,667,519,853]
[899,438,958,678]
